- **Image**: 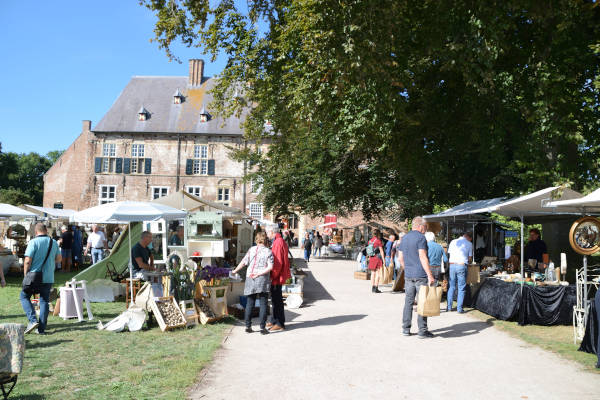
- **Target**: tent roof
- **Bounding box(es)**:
[488,186,582,218]
[71,201,186,223]
[23,205,75,218]
[423,197,506,222]
[152,191,248,218]
[0,203,37,219]
[544,187,600,213]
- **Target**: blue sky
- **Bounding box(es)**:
[0,1,232,155]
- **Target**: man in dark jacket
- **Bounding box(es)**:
[266,225,291,331]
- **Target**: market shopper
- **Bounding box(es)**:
[447,232,473,313]
[21,223,61,335]
[59,225,73,272]
[72,225,83,269]
[525,228,549,271]
[399,217,435,338]
[314,232,323,257]
[367,229,386,293]
[231,231,273,334]
[385,233,396,277]
[425,232,447,284]
[84,224,108,264]
[131,231,155,280]
[266,225,291,331]
[302,232,312,262]
[393,233,405,280]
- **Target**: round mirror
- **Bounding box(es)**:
[167,253,183,271]
[569,217,600,255]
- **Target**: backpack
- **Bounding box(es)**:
[366,242,376,257]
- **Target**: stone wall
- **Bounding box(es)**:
[43,122,262,212]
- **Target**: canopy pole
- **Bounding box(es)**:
[584,255,589,310]
[129,222,133,308]
[520,215,524,292]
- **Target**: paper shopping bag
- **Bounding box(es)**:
[393,269,405,292]
[467,265,480,284]
[417,284,443,317]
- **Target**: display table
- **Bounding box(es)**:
[472,279,576,326]
[579,295,598,356]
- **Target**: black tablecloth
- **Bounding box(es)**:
[472,279,521,321]
[579,300,598,355]
[472,279,575,326]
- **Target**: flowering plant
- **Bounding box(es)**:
[197,265,230,287]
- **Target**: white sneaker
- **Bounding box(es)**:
[25,322,39,334]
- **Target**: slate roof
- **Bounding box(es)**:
[93,76,246,135]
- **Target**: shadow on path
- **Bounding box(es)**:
[430,319,492,338]
[285,314,367,331]
[301,269,335,305]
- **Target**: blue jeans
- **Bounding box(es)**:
[20,283,52,333]
[393,258,401,280]
[304,249,311,262]
[313,246,321,256]
[448,264,467,312]
[91,248,104,264]
[403,278,428,334]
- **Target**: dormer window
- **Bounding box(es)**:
[199,104,211,123]
[173,88,184,104]
[138,106,149,121]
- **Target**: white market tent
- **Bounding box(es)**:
[152,191,249,218]
[544,188,600,213]
[423,197,506,222]
[22,205,75,219]
[545,187,600,309]
[71,201,187,304]
[0,203,37,219]
[425,187,583,271]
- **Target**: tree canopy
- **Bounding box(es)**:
[142,0,600,219]
[0,145,64,205]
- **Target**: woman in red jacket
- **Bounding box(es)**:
[266,225,290,331]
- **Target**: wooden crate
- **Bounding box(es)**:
[201,285,229,318]
[149,296,187,332]
[179,300,199,327]
[354,271,371,280]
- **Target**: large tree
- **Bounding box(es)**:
[142,0,600,218]
[0,145,64,205]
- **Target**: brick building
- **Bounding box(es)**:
[44,59,266,219]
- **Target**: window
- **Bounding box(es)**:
[193,145,209,175]
[152,187,169,200]
[132,144,145,157]
[249,203,264,220]
[130,144,145,174]
[217,188,230,202]
[194,145,208,159]
[102,143,116,157]
[101,143,117,173]
[251,177,263,194]
[186,186,203,197]
[99,185,116,204]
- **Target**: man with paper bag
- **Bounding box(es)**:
[399,217,436,339]
[417,284,443,317]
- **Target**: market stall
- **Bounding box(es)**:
[472,278,576,325]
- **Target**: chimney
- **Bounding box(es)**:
[189,59,204,86]
[82,120,91,132]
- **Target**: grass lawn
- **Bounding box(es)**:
[0,271,233,399]
[468,308,599,373]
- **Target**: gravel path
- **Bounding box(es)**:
[189,250,598,400]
